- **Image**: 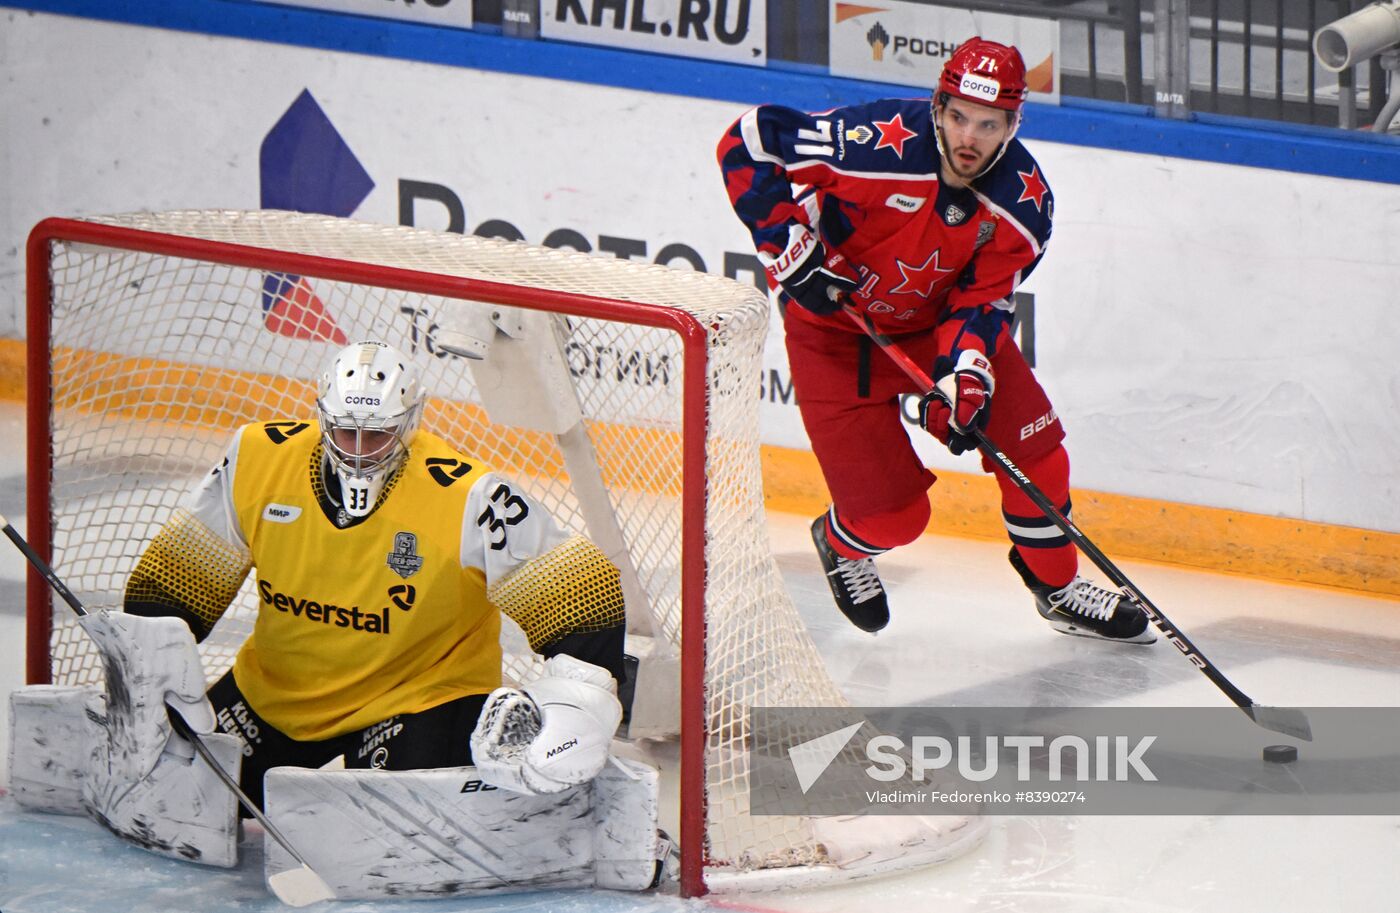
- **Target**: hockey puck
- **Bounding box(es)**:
[1263,744,1298,763]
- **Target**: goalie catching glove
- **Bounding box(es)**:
[469,654,623,795]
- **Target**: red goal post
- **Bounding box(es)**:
[24,210,978,896]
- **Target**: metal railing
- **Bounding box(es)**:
[760,0,1393,130]
[1162,0,1387,127]
[464,0,1395,132]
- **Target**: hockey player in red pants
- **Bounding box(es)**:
[719,37,1154,643]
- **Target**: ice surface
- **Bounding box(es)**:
[4,398,1399,912]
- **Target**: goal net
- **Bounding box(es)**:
[24,210,979,895]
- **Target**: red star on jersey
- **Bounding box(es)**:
[873,114,917,159]
[890,249,954,297]
[1017,165,1049,211]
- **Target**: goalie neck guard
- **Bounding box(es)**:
[316,341,424,518]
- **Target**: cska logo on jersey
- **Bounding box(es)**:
[872,113,917,158]
[387,531,423,578]
[890,248,955,297]
[1017,165,1050,211]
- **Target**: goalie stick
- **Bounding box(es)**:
[0,511,336,907]
[840,304,1313,743]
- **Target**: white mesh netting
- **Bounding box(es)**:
[32,210,863,886]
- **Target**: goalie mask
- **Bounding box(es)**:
[317,341,424,518]
[932,37,1028,180]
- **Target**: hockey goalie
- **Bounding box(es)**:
[9,340,670,899]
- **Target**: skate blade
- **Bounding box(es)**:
[1046,616,1157,645]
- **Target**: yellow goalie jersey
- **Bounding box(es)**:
[124,420,625,741]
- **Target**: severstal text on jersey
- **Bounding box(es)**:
[257,578,404,634]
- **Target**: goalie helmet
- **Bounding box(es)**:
[317,341,424,518]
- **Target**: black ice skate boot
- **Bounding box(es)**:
[1008,547,1155,644]
[811,515,890,633]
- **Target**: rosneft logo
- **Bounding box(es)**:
[866,22,889,60]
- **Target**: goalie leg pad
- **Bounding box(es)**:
[263,765,595,898]
[592,756,666,891]
[83,729,244,868]
[8,685,101,815]
[262,759,667,898]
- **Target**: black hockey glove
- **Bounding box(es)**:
[781,241,861,316]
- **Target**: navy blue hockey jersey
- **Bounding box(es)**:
[718,97,1053,360]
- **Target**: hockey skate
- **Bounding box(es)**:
[1008,548,1155,644]
[811,516,890,632]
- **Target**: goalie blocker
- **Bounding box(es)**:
[8,610,244,868]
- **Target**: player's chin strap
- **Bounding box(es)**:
[930,95,1022,183]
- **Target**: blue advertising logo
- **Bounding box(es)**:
[258,90,375,342]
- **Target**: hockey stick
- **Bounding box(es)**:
[0,511,336,906]
[840,304,1313,742]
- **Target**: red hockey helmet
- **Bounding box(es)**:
[938,37,1027,113]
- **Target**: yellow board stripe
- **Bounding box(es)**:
[6,337,1397,599]
[763,445,1400,600]
[0,338,22,403]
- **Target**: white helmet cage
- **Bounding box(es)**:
[316,341,425,517]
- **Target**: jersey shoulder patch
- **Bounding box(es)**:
[978,139,1054,242]
[257,419,315,445]
[236,420,317,465]
[409,431,486,491]
[828,98,937,174]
